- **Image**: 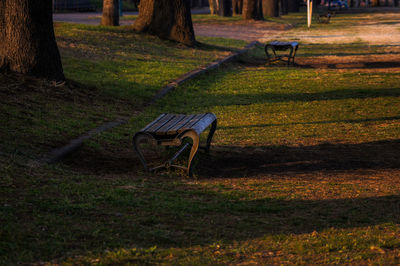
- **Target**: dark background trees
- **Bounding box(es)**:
[233,0,244,14]
[209,0,233,16]
[0,0,64,81]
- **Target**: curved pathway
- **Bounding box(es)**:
[53,8,400,45]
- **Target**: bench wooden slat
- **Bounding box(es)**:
[140,113,166,132]
[166,114,196,134]
[191,113,217,135]
[179,114,207,132]
[269,41,298,47]
[155,114,187,135]
[144,113,176,133]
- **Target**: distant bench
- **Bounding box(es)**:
[317,13,333,24]
[265,41,299,66]
[133,113,217,176]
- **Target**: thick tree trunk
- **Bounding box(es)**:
[242,0,263,20]
[101,0,119,26]
[233,0,243,14]
[262,0,279,17]
[218,0,232,16]
[0,0,64,81]
[134,0,196,46]
[287,0,299,12]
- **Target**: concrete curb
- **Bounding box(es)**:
[37,41,262,166]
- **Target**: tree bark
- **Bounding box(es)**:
[242,0,263,20]
[0,0,64,81]
[101,0,119,26]
[134,0,196,46]
[233,0,243,14]
[209,0,219,14]
[262,0,279,17]
[218,0,232,16]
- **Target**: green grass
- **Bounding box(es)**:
[2,12,400,265]
[56,23,246,101]
[0,23,246,159]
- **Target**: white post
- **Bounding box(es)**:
[307,0,313,28]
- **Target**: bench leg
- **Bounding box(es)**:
[205,120,217,153]
[178,130,199,177]
[265,45,275,65]
[132,132,155,172]
[287,45,294,66]
[291,45,298,66]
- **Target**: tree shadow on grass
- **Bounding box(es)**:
[170,87,400,109]
[197,139,400,178]
[220,116,400,130]
[63,138,400,179]
[298,61,400,69]
[195,41,239,53]
[25,139,400,264]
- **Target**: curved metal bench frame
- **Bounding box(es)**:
[265,41,299,66]
[133,113,217,176]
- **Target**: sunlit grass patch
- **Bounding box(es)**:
[62,225,400,264]
[55,23,246,102]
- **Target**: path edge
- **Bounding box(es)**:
[151,41,263,104]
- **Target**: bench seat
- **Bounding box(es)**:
[133,113,217,176]
[265,41,299,66]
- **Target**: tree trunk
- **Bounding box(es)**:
[218,0,232,16]
[0,0,64,81]
[101,0,119,26]
[209,0,219,14]
[280,0,288,15]
[134,0,196,46]
[233,0,243,14]
[287,0,299,12]
[262,0,279,17]
[242,0,263,20]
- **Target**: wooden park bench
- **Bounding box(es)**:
[133,113,217,176]
[316,12,335,24]
[265,41,299,66]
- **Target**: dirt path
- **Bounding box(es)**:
[195,11,400,44]
[54,9,400,45]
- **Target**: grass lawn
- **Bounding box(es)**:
[0,23,246,160]
[1,12,400,264]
